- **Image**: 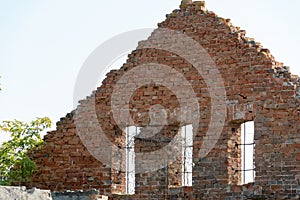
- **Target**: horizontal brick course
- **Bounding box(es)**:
[26,1,300,199]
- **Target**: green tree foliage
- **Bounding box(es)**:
[0,117,51,185]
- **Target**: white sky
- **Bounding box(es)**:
[0,0,299,143]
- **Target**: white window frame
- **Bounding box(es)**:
[241,121,255,184]
[181,124,193,186]
[125,126,140,194]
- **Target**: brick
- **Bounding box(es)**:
[25,2,300,200]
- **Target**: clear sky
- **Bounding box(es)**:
[0,0,299,143]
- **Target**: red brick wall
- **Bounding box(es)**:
[27,1,300,199]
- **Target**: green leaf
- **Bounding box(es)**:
[0,117,51,185]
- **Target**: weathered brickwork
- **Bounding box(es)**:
[26,1,300,199]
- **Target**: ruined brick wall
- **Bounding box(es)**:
[27,1,300,199]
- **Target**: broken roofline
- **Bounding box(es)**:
[28,2,300,199]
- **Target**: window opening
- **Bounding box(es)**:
[181,124,193,186]
[240,121,255,184]
[125,126,140,194]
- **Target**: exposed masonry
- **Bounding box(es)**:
[52,190,108,200]
[0,186,51,200]
[25,1,300,199]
